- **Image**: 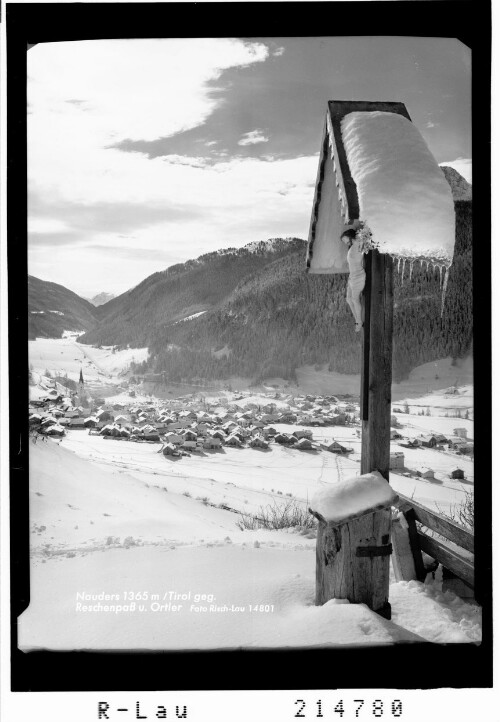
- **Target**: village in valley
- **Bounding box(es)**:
[29,343,473,490]
[21,334,480,653]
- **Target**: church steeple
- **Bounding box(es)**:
[77,366,86,406]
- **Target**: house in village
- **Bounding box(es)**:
[294,437,313,450]
[203,437,222,450]
[181,439,197,451]
[44,423,65,436]
[249,436,269,449]
[420,434,438,448]
[163,442,180,456]
[406,437,422,447]
[417,468,436,481]
[179,410,197,422]
[450,468,465,480]
[251,420,265,429]
[164,431,182,445]
[453,427,468,440]
[456,442,474,456]
[274,433,290,445]
[225,434,243,447]
[40,416,59,430]
[96,409,114,423]
[99,424,118,437]
[260,413,279,424]
[64,408,80,419]
[279,412,297,424]
[68,417,87,429]
[293,429,313,440]
[325,440,351,454]
[262,426,277,438]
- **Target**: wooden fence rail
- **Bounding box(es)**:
[393,492,474,591]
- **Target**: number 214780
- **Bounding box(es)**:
[294,699,403,718]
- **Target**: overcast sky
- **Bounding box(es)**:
[28,36,471,298]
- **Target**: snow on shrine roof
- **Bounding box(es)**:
[306,101,456,274]
[309,470,398,525]
[341,111,455,267]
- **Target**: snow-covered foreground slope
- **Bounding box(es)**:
[19,440,481,650]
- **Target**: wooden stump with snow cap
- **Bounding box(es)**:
[309,471,398,619]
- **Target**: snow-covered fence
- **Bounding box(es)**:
[392,492,474,593]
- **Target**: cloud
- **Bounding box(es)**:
[425,121,437,129]
[28,39,269,145]
[26,39,316,294]
[85,245,172,262]
[237,130,270,146]
[28,231,85,247]
[29,195,206,242]
[273,47,285,57]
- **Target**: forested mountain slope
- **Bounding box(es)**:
[28,275,99,339]
[126,200,472,384]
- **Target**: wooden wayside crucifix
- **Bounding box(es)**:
[306,100,456,616]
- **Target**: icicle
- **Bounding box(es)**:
[409,261,414,281]
[439,265,443,288]
[400,258,406,282]
[397,257,401,274]
[440,267,450,317]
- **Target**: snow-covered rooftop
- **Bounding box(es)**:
[341,111,456,267]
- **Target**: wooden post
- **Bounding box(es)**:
[310,470,397,620]
[361,250,394,479]
[315,510,393,619]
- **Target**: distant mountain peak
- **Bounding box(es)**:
[88,292,116,307]
[441,165,472,201]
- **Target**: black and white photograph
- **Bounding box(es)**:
[4,0,492,716]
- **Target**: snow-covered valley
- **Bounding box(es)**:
[20,338,479,651]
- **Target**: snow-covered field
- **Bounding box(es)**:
[22,339,478,650]
[20,439,480,650]
[29,335,149,385]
